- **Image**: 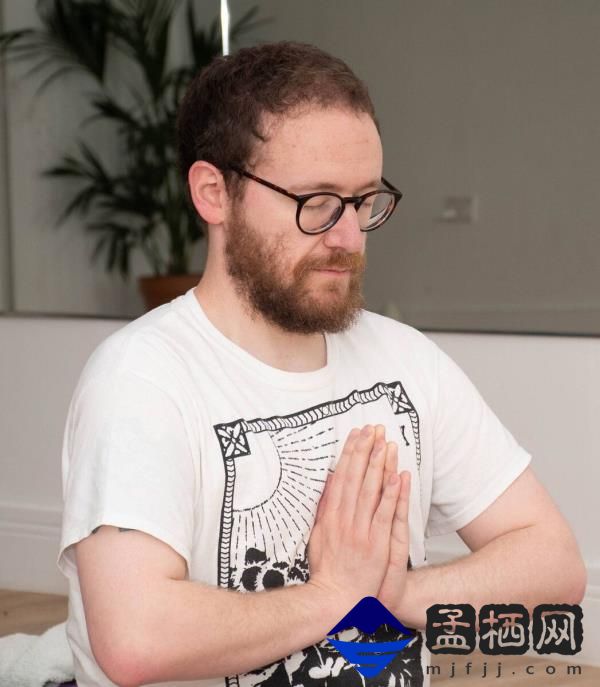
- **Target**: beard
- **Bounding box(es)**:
[224,208,366,334]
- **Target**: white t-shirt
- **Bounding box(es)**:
[58,288,531,687]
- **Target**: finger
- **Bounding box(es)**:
[378,472,411,606]
[375,425,393,484]
[388,470,411,567]
[324,427,361,513]
[315,472,331,522]
[339,425,377,522]
[383,439,398,485]
[397,470,411,524]
[353,436,388,536]
[371,470,401,542]
[374,424,386,443]
[361,425,385,517]
[335,427,362,475]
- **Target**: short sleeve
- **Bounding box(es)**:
[57,370,196,577]
[425,345,531,537]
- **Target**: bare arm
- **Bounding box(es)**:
[381,467,587,630]
[78,528,340,685]
[76,425,402,687]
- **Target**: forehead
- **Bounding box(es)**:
[255,107,383,190]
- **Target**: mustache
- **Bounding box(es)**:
[298,252,366,274]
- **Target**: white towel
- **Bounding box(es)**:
[0,622,74,687]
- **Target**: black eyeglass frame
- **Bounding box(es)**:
[229,166,403,235]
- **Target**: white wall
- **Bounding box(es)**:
[1,316,598,662]
[0,317,125,598]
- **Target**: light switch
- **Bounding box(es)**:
[437,196,478,223]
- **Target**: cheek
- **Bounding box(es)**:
[244,185,298,234]
[292,238,325,272]
[270,229,318,268]
[240,195,323,269]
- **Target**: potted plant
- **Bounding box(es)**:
[0,0,263,310]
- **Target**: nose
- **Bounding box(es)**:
[321,203,366,253]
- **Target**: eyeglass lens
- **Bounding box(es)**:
[299,192,395,233]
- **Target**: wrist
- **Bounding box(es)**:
[390,569,425,631]
[305,578,355,633]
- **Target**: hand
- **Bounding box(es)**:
[378,438,411,613]
[307,424,402,613]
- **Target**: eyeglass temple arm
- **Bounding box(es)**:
[382,177,402,195]
[232,165,401,201]
[229,166,301,201]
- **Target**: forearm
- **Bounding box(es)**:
[116,579,340,686]
[391,524,587,631]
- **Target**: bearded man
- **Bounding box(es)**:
[58,42,586,687]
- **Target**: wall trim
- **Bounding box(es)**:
[399,304,600,336]
[0,502,67,594]
[0,502,62,534]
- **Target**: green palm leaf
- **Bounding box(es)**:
[109,0,180,101]
[0,0,263,277]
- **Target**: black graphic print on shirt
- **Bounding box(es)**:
[213,381,424,687]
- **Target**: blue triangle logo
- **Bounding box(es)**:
[326,597,416,678]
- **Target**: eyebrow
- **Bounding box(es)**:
[288,178,382,195]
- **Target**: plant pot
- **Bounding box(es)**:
[138,274,202,311]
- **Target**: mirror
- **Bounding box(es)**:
[2,0,599,333]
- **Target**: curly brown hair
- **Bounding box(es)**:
[176,41,378,199]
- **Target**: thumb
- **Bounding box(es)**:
[315,471,332,521]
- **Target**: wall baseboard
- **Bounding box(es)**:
[0,502,67,595]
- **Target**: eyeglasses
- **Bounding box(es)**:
[229,166,402,235]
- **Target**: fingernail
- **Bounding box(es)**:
[361,425,373,436]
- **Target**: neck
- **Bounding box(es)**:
[194,258,327,373]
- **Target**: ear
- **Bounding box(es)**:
[188,161,228,225]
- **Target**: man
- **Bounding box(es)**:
[58,42,586,687]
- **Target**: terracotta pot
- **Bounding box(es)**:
[138,274,202,311]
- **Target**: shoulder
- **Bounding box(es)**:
[334,309,444,400]
[75,296,195,404]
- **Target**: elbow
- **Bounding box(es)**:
[105,658,145,687]
[566,557,587,606]
[554,533,588,606]
[90,634,148,687]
